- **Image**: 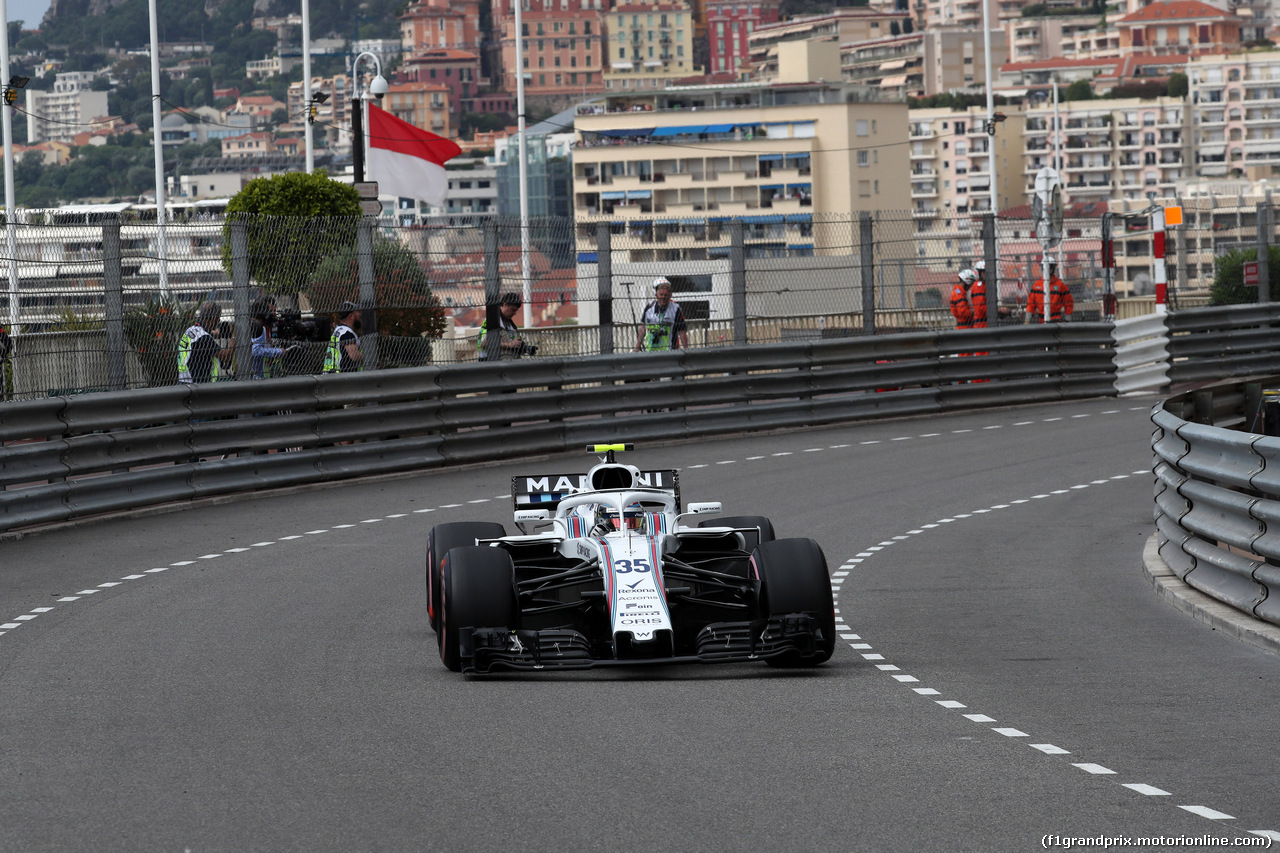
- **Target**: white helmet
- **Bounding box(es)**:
[974,260,985,272]
[958,269,978,285]
[653,277,672,291]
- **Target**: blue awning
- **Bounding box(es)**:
[743,214,784,224]
[703,123,734,133]
[597,127,653,138]
[651,124,707,137]
[735,122,762,128]
[786,183,811,190]
[627,189,652,199]
[758,154,783,162]
[708,247,731,257]
[600,190,626,200]
[680,217,705,225]
[785,152,810,160]
[655,218,678,225]
[577,252,599,263]
[708,216,730,223]
[787,243,815,250]
[760,184,783,191]
[784,214,813,223]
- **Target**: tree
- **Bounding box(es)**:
[1168,72,1189,99]
[1210,245,1280,304]
[1063,79,1095,101]
[310,238,448,339]
[220,171,361,303]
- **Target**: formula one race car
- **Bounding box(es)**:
[425,444,835,673]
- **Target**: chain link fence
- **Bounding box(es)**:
[0,206,1233,402]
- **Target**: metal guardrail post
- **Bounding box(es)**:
[730,220,746,346]
[482,220,501,362]
[229,221,253,381]
[860,212,875,335]
[597,223,613,355]
[1257,201,1270,305]
[102,216,127,392]
[981,213,997,328]
[357,216,378,369]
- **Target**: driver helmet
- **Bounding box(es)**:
[595,503,648,533]
[958,269,978,286]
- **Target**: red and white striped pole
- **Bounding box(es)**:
[1101,213,1116,321]
[1152,207,1167,315]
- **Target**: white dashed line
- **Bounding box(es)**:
[122,575,145,580]
[914,688,941,696]
[0,623,19,630]
[747,456,766,460]
[304,530,328,535]
[1178,805,1234,820]
[716,460,736,465]
[1122,784,1170,796]
[279,535,303,540]
[14,615,37,621]
[891,674,919,683]
[1031,744,1070,755]
[993,728,1028,737]
[440,503,463,508]
[359,520,381,525]
[963,714,997,724]
[772,452,793,457]
[876,664,900,671]
[1073,763,1116,775]
[860,440,881,445]
[413,508,436,514]
[97,582,121,588]
[57,597,79,602]
[225,548,249,553]
[171,561,195,566]
[386,514,408,519]
[937,700,966,709]
[144,568,168,573]
[861,653,885,660]
[467,499,490,504]
[251,542,274,547]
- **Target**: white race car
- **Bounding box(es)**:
[426,444,835,673]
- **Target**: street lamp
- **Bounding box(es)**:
[0,3,24,336]
[350,51,388,184]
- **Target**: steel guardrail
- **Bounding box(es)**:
[1152,379,1280,627]
[0,323,1118,533]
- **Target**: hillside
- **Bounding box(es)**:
[40,0,407,50]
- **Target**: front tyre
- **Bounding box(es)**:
[427,522,506,634]
[440,546,518,673]
[752,538,835,667]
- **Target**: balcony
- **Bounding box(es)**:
[910,149,934,160]
[770,196,811,212]
[912,182,938,198]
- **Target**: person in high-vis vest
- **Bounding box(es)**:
[1026,262,1074,323]
[635,277,688,352]
[323,301,364,373]
[477,292,529,361]
[177,302,233,384]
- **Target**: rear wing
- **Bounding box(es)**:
[512,469,681,513]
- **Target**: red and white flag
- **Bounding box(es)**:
[366,104,462,207]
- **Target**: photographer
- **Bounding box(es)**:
[477,292,534,361]
[178,302,234,384]
[323,301,364,373]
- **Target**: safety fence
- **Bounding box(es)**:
[0,322,1115,534]
[1152,378,1280,628]
[0,208,1213,402]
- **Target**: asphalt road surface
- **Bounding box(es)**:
[2,395,1277,852]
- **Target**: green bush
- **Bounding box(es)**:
[122,297,197,386]
[1209,245,1280,304]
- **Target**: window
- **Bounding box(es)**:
[856,119,869,136]
[857,150,869,166]
[858,180,871,197]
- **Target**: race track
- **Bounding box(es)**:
[2,396,1277,852]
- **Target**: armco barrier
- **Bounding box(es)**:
[0,323,1118,534]
[1166,304,1280,384]
[1152,378,1280,627]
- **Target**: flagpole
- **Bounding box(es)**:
[303,0,314,174]
[1,0,20,336]
[148,0,169,299]
[513,0,531,322]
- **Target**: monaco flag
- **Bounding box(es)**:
[366,104,462,207]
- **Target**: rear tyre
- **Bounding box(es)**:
[699,515,776,551]
[440,546,518,673]
[427,522,506,634]
[752,537,835,667]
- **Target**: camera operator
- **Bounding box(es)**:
[178,302,234,384]
[477,292,535,361]
[250,295,287,380]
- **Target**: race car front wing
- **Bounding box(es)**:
[458,614,829,673]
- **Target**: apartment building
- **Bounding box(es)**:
[493,0,607,97]
[603,1,700,91]
[385,81,452,138]
[1187,50,1280,179]
[1114,0,1242,56]
[25,72,110,145]
[572,71,908,264]
[919,0,998,30]
[706,0,781,74]
[747,8,914,78]
[921,28,1008,95]
[401,49,483,119]
[906,106,1025,261]
[1020,97,1191,204]
[399,0,482,52]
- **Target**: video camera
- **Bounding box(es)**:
[517,341,539,358]
[274,311,331,344]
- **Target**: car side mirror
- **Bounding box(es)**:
[686,502,722,515]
